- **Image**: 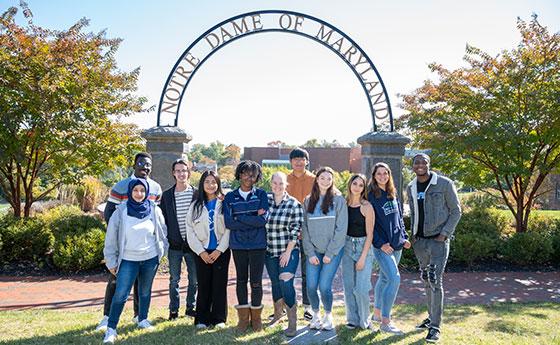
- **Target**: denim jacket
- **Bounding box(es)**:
[406,172,461,239]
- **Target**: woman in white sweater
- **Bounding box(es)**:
[186,170,230,329]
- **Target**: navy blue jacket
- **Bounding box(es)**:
[368,190,408,250]
[223,187,269,250]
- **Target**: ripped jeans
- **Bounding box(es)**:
[265,249,299,307]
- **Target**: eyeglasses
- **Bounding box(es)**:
[174,169,189,174]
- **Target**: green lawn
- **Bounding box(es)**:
[0,303,559,344]
[494,209,560,220]
[0,199,9,214]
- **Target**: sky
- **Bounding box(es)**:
[3,0,560,148]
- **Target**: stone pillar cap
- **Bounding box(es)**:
[357,131,411,145]
[141,126,192,142]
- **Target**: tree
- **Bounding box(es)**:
[0,5,146,217]
[302,138,320,148]
[401,15,560,233]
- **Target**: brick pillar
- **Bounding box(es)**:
[142,126,192,191]
[357,131,410,199]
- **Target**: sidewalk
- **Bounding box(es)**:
[1,263,558,311]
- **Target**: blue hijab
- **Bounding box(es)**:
[126,178,151,219]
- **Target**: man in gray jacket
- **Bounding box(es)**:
[406,153,461,343]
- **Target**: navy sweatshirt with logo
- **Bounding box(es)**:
[368,190,408,251]
[223,187,270,250]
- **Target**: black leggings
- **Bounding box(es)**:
[232,249,266,307]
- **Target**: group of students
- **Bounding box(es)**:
[98,148,461,344]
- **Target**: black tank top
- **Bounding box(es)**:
[347,205,366,237]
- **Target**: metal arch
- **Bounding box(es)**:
[157,9,394,131]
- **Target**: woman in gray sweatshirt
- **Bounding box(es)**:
[302,166,348,331]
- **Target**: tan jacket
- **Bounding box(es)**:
[186,199,230,255]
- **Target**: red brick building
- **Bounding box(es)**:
[243,146,362,173]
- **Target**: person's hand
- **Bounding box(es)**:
[257,208,266,215]
[208,250,222,263]
[381,243,393,255]
[279,250,291,267]
[435,234,447,242]
[200,251,211,264]
[403,240,412,249]
[323,256,331,264]
[309,256,320,265]
[108,267,117,276]
[355,258,365,271]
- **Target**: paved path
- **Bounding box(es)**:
[1,266,558,344]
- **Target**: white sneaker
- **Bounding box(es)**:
[309,311,322,330]
[214,322,226,329]
[380,322,404,335]
[96,315,109,332]
[102,327,117,344]
[321,313,334,331]
[195,323,208,329]
[132,315,139,324]
[137,319,155,331]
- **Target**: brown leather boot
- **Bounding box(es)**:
[268,298,285,327]
[250,305,264,331]
[235,304,251,332]
[284,303,298,337]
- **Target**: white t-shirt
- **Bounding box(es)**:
[238,189,250,200]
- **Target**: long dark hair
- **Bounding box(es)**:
[191,170,223,221]
[307,166,339,215]
[369,162,397,200]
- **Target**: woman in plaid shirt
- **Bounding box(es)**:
[265,172,304,337]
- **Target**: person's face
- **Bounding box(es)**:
[317,171,333,191]
[134,157,152,178]
[271,175,287,196]
[290,157,307,172]
[350,177,365,196]
[374,167,390,187]
[203,175,218,196]
[172,163,190,184]
[131,184,146,203]
[412,156,430,177]
[239,170,257,190]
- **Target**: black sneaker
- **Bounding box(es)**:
[416,318,431,330]
[426,327,440,343]
[303,310,313,321]
[168,311,179,321]
[345,323,357,330]
[267,311,286,321]
[185,309,196,317]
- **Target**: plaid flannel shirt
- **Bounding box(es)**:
[266,192,304,257]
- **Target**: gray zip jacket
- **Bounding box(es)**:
[104,202,169,272]
[302,194,348,258]
[407,172,461,239]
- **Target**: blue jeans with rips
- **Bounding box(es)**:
[265,249,300,307]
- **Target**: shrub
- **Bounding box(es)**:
[52,228,105,271]
[0,214,54,264]
[75,176,109,212]
[501,231,554,265]
[41,205,106,271]
[449,208,508,267]
[551,222,560,266]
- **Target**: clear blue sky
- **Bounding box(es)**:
[3,0,560,148]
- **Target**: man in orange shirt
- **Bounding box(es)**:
[286,147,315,320]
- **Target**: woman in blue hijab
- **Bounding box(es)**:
[102,178,168,344]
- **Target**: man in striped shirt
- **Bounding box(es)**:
[160,158,198,320]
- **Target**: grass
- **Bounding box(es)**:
[1,303,559,344]
[494,209,560,220]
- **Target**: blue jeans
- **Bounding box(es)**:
[373,248,402,319]
[168,249,198,312]
[108,256,159,329]
[265,249,300,307]
[341,237,374,328]
[305,248,343,312]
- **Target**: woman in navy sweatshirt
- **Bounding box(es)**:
[223,160,269,332]
[368,162,411,335]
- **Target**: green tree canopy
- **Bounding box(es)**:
[401,15,560,232]
[0,6,146,217]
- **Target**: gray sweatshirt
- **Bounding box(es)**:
[302,194,348,258]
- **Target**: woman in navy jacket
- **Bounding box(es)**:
[223,160,269,332]
[368,162,411,335]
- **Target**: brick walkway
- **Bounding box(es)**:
[1,262,558,311]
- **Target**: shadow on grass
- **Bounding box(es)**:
[485,320,541,336]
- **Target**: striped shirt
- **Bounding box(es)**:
[175,186,194,241]
[266,192,304,257]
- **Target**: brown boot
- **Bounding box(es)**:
[235,304,251,332]
[284,303,298,337]
[250,305,264,331]
[268,298,285,327]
